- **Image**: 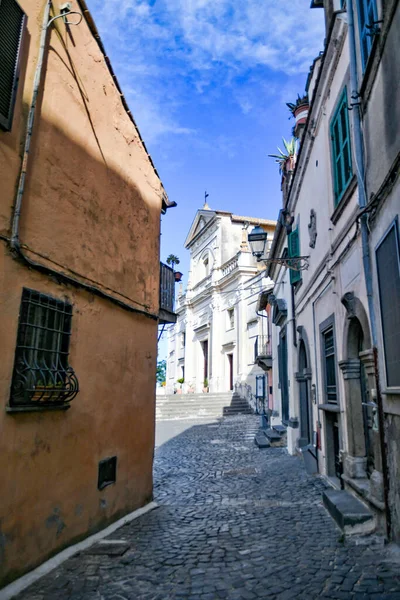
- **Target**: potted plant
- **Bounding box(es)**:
[203,378,209,393]
[32,380,63,402]
[268,137,298,175]
[286,94,309,135]
[177,377,184,394]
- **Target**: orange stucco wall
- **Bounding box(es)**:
[0,0,163,586]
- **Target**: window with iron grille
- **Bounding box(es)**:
[356,0,378,71]
[322,325,338,403]
[9,288,79,409]
[330,87,353,206]
[0,0,26,131]
[376,220,400,387]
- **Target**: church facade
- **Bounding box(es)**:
[166,206,276,400]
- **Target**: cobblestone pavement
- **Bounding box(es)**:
[14,416,400,600]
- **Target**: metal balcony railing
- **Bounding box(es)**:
[159,262,177,324]
[254,335,272,371]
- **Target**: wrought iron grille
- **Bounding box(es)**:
[10,288,79,407]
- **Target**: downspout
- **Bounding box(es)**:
[347,0,391,537]
[10,0,52,251]
[7,1,158,321]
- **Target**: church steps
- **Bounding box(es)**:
[156,393,253,420]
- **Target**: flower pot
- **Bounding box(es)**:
[202,387,209,393]
[294,103,309,128]
[32,386,61,402]
[283,155,296,174]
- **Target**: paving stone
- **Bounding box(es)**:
[11,416,400,600]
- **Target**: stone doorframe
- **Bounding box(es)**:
[295,326,313,447]
[339,293,384,502]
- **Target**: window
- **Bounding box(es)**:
[356,0,378,70]
[227,307,235,330]
[9,288,79,409]
[203,257,209,277]
[0,0,26,131]
[288,227,302,285]
[322,325,338,403]
[376,220,400,387]
[330,87,353,206]
[254,337,258,362]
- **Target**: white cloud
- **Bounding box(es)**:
[86,0,325,143]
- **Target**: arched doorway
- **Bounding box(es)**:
[340,292,376,481]
[296,327,313,448]
[346,317,375,476]
[298,340,312,447]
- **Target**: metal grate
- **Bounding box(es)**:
[10,288,79,407]
[98,456,117,490]
[0,0,26,131]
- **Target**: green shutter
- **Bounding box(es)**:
[0,0,26,131]
[330,88,353,206]
[357,0,378,70]
[288,228,301,285]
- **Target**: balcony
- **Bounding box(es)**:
[255,335,272,371]
[159,262,177,324]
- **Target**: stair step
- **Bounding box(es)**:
[322,490,374,533]
[264,428,281,441]
[254,432,270,449]
[272,425,287,434]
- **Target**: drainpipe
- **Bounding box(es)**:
[347,0,391,537]
[10,0,52,251]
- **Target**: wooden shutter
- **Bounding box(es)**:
[376,221,400,387]
[288,228,301,285]
[357,0,378,70]
[330,88,353,205]
[0,0,26,131]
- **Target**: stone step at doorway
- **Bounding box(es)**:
[322,489,375,535]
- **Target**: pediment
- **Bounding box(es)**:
[185,209,217,248]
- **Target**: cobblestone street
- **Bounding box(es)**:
[13,416,400,600]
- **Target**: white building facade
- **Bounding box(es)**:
[264,0,400,539]
[166,207,276,401]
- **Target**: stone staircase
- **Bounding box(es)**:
[156,392,253,421]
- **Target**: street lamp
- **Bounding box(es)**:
[247,225,268,261]
[174,271,183,282]
[247,222,310,272]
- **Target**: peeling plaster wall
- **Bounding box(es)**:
[0,0,163,586]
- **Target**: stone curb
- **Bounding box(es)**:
[0,501,158,600]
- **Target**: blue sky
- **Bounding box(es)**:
[86,0,325,355]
